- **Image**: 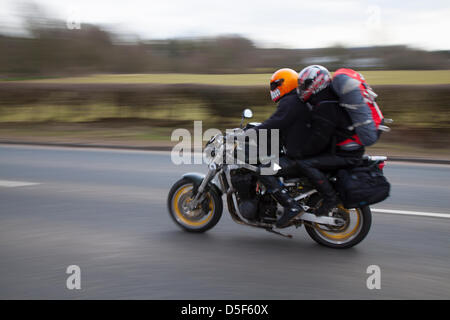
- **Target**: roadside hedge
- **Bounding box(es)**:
[1,83,449,147]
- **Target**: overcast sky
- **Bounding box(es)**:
[2,0,450,50]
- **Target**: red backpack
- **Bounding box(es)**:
[332,68,387,149]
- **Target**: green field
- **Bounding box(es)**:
[6,70,450,86]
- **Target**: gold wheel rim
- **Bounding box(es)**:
[314,206,362,241]
[172,185,214,227]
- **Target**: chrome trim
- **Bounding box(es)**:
[216,170,227,194]
[294,189,317,201]
[298,212,345,227]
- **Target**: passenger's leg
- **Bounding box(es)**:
[296,155,356,216]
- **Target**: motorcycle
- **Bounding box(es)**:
[167,109,387,249]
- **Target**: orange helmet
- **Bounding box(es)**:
[270,68,299,102]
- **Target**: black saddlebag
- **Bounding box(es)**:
[336,166,390,208]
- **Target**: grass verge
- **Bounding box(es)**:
[4,70,450,86]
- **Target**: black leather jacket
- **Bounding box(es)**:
[255,91,311,159]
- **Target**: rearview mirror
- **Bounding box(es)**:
[243,108,253,119]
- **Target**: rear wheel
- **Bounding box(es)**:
[167,178,223,233]
[305,205,371,249]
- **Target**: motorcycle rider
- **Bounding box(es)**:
[293,65,365,216]
[245,68,312,228]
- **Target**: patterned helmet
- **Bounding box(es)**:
[270,68,299,102]
[297,65,332,102]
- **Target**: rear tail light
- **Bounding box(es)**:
[378,161,386,170]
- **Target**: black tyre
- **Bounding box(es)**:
[305,205,372,249]
[167,178,223,233]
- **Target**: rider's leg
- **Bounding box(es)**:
[258,158,303,228]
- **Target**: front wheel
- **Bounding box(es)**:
[305,205,372,249]
[167,178,223,233]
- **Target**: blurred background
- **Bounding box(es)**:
[1,0,449,157]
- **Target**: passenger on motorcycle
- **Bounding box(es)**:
[293,65,365,217]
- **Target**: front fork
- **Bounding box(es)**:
[187,163,218,210]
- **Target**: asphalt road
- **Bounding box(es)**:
[0,144,449,299]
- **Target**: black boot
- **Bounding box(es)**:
[315,196,339,216]
[258,175,303,228]
[314,180,339,216]
[272,189,303,228]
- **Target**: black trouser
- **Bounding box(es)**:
[284,154,362,200]
[256,157,298,198]
[259,154,361,197]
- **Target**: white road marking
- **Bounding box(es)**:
[0,180,40,187]
[372,208,450,219]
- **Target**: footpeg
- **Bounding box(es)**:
[265,228,293,238]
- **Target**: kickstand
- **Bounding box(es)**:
[265,228,293,239]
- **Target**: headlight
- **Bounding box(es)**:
[212,135,223,148]
[204,144,215,159]
[204,134,224,161]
